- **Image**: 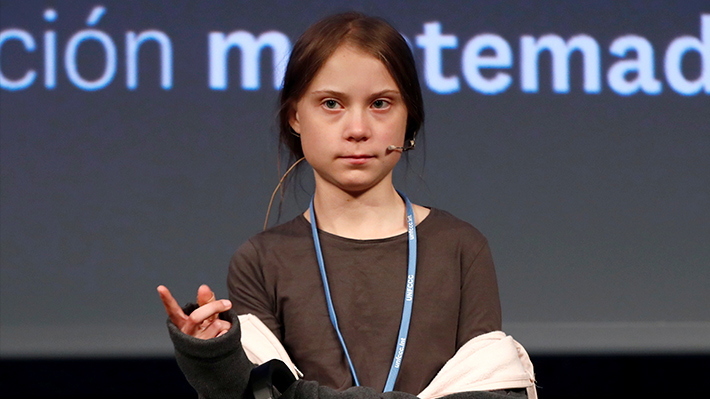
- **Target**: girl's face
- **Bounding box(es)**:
[290,45,408,195]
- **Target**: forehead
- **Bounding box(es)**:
[306,45,398,93]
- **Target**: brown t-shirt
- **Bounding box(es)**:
[228,208,501,394]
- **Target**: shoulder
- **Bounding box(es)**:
[417,207,491,263]
[228,214,314,289]
[229,214,311,267]
[239,214,310,251]
[420,208,488,244]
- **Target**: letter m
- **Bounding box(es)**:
[209,31,291,90]
[521,34,601,93]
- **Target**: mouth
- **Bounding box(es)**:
[341,154,374,159]
[340,154,375,164]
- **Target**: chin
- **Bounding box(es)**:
[315,168,393,195]
[336,182,373,194]
[335,178,390,195]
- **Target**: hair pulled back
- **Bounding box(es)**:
[279,12,424,161]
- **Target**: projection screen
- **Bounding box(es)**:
[1,0,708,356]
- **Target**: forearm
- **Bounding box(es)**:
[167,306,253,399]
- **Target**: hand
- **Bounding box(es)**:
[157,284,232,339]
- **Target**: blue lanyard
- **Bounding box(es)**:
[309,190,417,392]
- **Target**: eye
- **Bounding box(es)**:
[372,99,390,109]
[323,99,340,109]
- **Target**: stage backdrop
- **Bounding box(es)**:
[1,0,708,356]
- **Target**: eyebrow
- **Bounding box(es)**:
[310,89,401,99]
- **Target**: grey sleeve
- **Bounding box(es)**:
[167,305,254,399]
[457,239,502,348]
[228,239,283,340]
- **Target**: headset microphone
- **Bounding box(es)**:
[387,139,416,152]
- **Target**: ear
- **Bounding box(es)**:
[289,107,301,134]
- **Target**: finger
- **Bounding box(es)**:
[195,319,232,340]
[196,284,218,323]
[197,284,216,307]
[157,285,187,327]
[183,300,232,335]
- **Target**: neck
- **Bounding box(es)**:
[306,182,407,240]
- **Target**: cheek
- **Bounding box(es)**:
[389,112,408,141]
[299,130,324,161]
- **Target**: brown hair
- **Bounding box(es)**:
[279,12,424,161]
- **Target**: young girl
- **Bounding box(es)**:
[159,12,532,399]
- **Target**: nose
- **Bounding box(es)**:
[344,108,371,142]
